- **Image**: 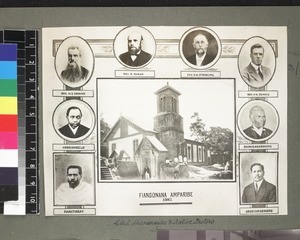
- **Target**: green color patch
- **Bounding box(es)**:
[0,79,17,96]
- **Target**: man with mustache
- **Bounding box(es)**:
[59,106,90,139]
[186,33,216,67]
[61,46,89,83]
[55,165,94,205]
[241,43,272,88]
[242,163,276,203]
[243,105,272,140]
[119,32,152,67]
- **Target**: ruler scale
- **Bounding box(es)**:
[25,30,39,214]
[0,30,39,215]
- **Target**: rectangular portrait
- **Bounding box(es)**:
[53,153,95,206]
[239,152,278,205]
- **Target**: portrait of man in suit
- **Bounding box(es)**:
[241,43,272,88]
[242,163,276,203]
[243,105,273,140]
[58,106,90,139]
[61,46,89,83]
[119,32,152,67]
[186,33,217,67]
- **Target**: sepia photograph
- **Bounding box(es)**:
[98,78,235,181]
[238,36,276,89]
[239,152,278,205]
[238,100,279,142]
[52,99,95,142]
[55,36,94,88]
[114,26,156,68]
[54,153,95,206]
[179,27,221,70]
[42,26,287,216]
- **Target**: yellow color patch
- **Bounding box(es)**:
[0,97,17,114]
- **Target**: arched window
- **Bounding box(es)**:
[160,95,166,112]
[173,97,177,113]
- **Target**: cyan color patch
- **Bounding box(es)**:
[0,61,17,79]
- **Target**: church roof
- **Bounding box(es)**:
[154,82,181,95]
[102,115,156,142]
[145,136,168,152]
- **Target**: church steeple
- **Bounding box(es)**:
[154,82,181,114]
[154,83,184,159]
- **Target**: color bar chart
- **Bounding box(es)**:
[0,44,18,205]
[0,30,39,215]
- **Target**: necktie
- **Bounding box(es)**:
[255,183,259,196]
[258,67,264,80]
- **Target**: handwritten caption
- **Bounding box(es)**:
[113,218,214,226]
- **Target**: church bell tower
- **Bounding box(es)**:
[154,83,184,159]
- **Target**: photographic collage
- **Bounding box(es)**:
[42,26,287,216]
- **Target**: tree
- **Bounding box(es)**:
[189,112,233,164]
[190,112,207,142]
[100,114,111,158]
[100,114,111,142]
[206,126,233,163]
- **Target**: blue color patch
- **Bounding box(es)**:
[0,61,17,79]
[0,44,17,61]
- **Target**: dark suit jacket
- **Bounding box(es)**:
[61,66,89,81]
[241,63,272,88]
[243,126,273,140]
[186,51,217,66]
[59,124,90,139]
[119,50,152,67]
[242,179,276,203]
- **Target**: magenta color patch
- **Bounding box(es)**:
[0,132,17,149]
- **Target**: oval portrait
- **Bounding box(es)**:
[55,36,94,88]
[114,26,156,69]
[237,100,279,142]
[179,27,221,70]
[53,99,95,142]
[238,36,276,89]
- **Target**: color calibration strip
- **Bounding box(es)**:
[0,44,18,209]
[0,30,39,215]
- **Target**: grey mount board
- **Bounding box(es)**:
[0,6,299,240]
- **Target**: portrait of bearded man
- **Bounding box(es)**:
[119,32,152,67]
[186,33,217,67]
[61,46,89,83]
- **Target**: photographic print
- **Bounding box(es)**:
[43,26,287,216]
[98,79,235,181]
[55,36,94,88]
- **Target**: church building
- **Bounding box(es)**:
[102,83,210,180]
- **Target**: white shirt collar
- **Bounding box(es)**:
[196,53,207,66]
[251,62,261,71]
[252,125,264,136]
[254,179,264,190]
[68,124,78,135]
[130,50,141,61]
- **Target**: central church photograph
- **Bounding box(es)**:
[98,79,235,181]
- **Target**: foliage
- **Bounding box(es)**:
[190,112,233,163]
[206,126,233,162]
[100,114,111,142]
[190,112,207,142]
